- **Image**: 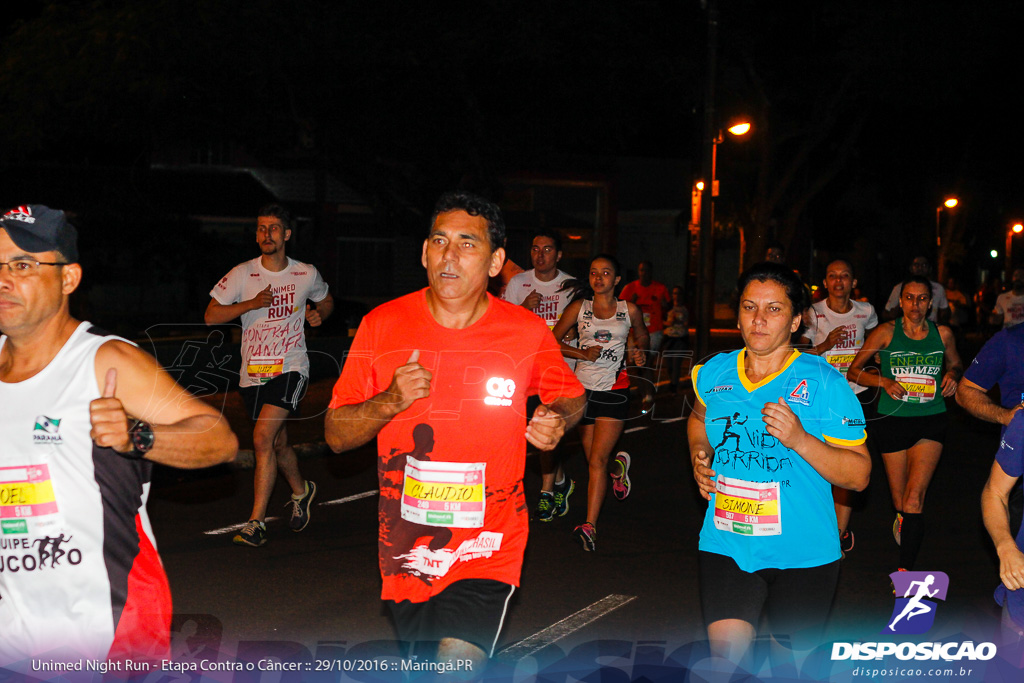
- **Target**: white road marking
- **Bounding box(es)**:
[320,489,378,506]
[496,594,637,662]
[625,414,686,433]
[202,489,379,535]
[204,520,273,535]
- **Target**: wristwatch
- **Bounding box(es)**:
[126,420,155,459]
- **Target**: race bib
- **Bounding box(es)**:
[401,457,485,528]
[896,374,936,403]
[0,464,62,536]
[825,352,855,376]
[247,357,284,381]
[713,475,781,536]
[642,311,652,327]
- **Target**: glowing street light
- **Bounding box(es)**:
[1006,223,1024,274]
[935,196,958,249]
[695,119,752,357]
[934,196,959,279]
[727,122,751,136]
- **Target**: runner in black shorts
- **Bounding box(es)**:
[552,254,649,552]
[848,275,962,572]
[206,204,334,547]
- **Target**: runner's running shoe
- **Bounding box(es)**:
[553,478,575,517]
[233,520,267,547]
[640,395,654,415]
[288,480,317,532]
[535,491,556,522]
[574,522,597,552]
[611,451,631,500]
[893,512,902,546]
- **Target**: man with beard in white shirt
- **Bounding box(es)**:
[206,204,333,547]
[503,230,578,522]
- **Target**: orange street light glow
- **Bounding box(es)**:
[944,198,958,208]
[695,181,705,191]
[1014,224,1023,234]
[728,122,751,136]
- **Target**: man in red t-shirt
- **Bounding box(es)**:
[619,260,670,410]
[325,191,585,676]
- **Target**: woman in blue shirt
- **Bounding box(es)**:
[688,262,871,664]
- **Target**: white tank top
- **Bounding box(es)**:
[574,299,630,391]
[0,322,170,663]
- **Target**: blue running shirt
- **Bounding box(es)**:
[693,349,867,572]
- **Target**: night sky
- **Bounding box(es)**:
[0,0,1021,292]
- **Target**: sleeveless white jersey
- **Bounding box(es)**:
[0,322,170,664]
[574,299,630,391]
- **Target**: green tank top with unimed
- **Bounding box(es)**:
[878,320,946,417]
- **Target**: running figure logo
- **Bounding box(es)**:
[884,570,949,635]
[712,412,748,450]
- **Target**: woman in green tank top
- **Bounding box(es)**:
[848,276,963,572]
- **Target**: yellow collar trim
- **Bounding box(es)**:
[737,348,801,392]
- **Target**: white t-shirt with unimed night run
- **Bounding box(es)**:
[993,291,1024,328]
[210,256,329,388]
[502,269,575,328]
[503,269,577,370]
[803,299,878,394]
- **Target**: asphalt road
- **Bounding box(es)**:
[135,341,1022,682]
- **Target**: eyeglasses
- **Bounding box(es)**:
[0,259,68,277]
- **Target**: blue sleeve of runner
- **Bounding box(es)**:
[964,331,1007,391]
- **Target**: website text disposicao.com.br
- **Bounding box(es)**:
[850,665,977,678]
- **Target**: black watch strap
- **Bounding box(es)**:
[126,420,155,459]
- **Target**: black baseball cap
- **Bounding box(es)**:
[0,205,78,263]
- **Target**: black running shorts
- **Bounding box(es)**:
[238,371,307,420]
[579,388,631,425]
[871,412,948,453]
[386,579,516,659]
[699,551,840,650]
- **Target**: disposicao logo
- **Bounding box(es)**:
[885,571,948,634]
[831,571,997,662]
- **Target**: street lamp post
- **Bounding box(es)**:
[1006,223,1023,276]
[695,122,750,360]
[695,0,720,363]
[935,197,958,276]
